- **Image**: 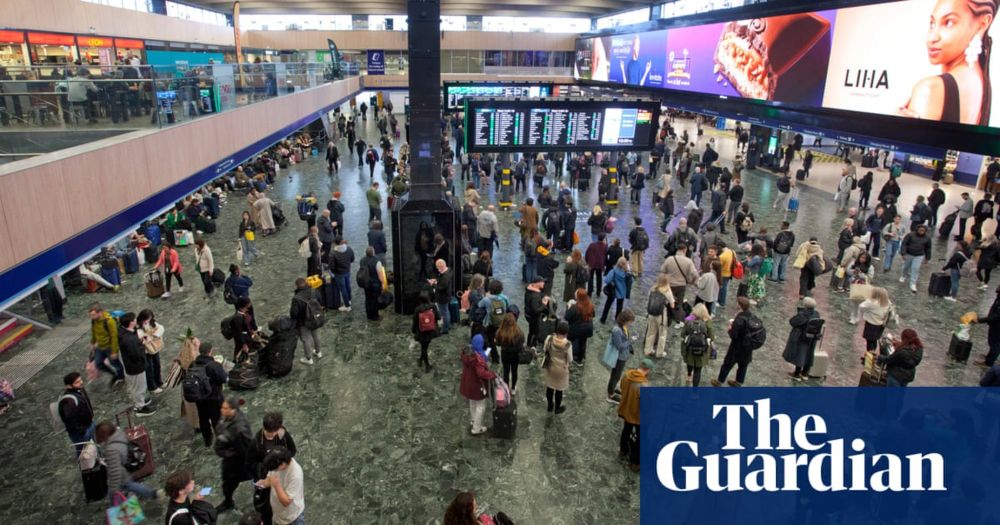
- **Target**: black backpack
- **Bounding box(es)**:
[647,290,667,317]
[222,277,237,305]
[685,320,708,356]
[745,314,767,350]
[634,228,650,251]
[777,176,790,192]
[574,265,590,289]
[298,296,326,330]
[220,315,236,340]
[802,317,825,341]
[181,364,213,402]
[774,232,793,254]
[356,263,372,288]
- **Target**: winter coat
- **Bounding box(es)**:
[195,246,214,273]
[587,213,607,236]
[368,229,388,256]
[541,335,572,391]
[681,318,714,368]
[879,345,923,384]
[901,232,932,258]
[118,328,146,375]
[459,345,495,401]
[215,411,253,481]
[103,429,135,493]
[782,308,820,369]
[617,369,648,425]
[317,216,336,243]
[603,267,629,299]
[58,388,94,434]
[564,304,594,340]
[433,269,454,304]
[563,262,585,302]
[584,242,607,271]
[290,287,318,329]
[192,355,228,401]
[329,244,355,275]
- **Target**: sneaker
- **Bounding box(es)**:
[299,357,315,365]
[471,426,487,435]
[135,405,158,417]
[980,284,990,290]
[606,395,621,405]
[873,256,881,261]
[792,374,805,382]
[910,285,917,293]
[151,387,164,395]
[338,306,349,312]
[898,276,905,283]
[944,296,957,302]
[178,286,185,292]
[161,291,172,298]
[710,379,722,387]
[315,351,324,359]
[726,380,742,387]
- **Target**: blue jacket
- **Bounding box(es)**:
[610,324,633,362]
[226,274,253,299]
[690,172,707,193]
[603,267,629,299]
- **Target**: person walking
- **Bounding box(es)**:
[460,334,496,435]
[943,241,972,302]
[712,297,758,387]
[681,303,713,386]
[88,303,125,387]
[644,274,676,358]
[562,249,587,302]
[877,329,924,387]
[366,182,382,223]
[239,211,261,267]
[290,278,323,366]
[782,297,823,380]
[58,372,95,456]
[329,237,355,312]
[973,193,994,241]
[477,205,500,256]
[188,341,227,447]
[94,421,163,504]
[248,412,298,525]
[899,224,932,293]
[542,321,572,414]
[565,289,595,364]
[214,397,253,513]
[325,139,339,173]
[617,358,652,472]
[881,215,907,272]
[154,242,184,298]
[600,257,630,324]
[118,313,156,417]
[411,294,441,373]
[605,309,636,404]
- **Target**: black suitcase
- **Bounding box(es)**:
[796,169,806,181]
[319,277,339,309]
[948,334,972,363]
[82,464,107,502]
[928,271,951,297]
[492,400,517,439]
[938,212,957,239]
[143,244,160,264]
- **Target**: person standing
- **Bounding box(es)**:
[877,329,924,387]
[412,295,441,373]
[928,183,946,227]
[329,237,355,312]
[154,242,184,298]
[712,297,757,387]
[943,241,972,302]
[290,278,323,366]
[726,180,743,226]
[94,421,163,503]
[852,287,895,350]
[660,243,698,313]
[460,334,496,435]
[136,309,164,394]
[301,227,322,278]
[317,210,336,261]
[782,297,822,380]
[429,259,454,335]
[681,303,713,386]
[605,309,636,404]
[627,217,649,276]
[771,222,796,282]
[976,235,1000,289]
[327,191,346,238]
[239,211,261,267]
[717,242,736,310]
[857,171,874,210]
[899,224,932,293]
[325,140,339,173]
[618,358,652,472]
[194,239,216,298]
[584,235,608,297]
[565,289,595,364]
[89,303,125,387]
[476,205,499,256]
[643,274,676,358]
[366,182,382,224]
[957,192,974,240]
[600,258,630,324]
[541,321,572,414]
[358,246,388,322]
[259,447,305,525]
[836,160,856,212]
[695,261,722,315]
[190,341,228,447]
[58,372,94,456]
[248,412,298,525]
[119,312,156,416]
[881,215,907,272]
[214,397,253,514]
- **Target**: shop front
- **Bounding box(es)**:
[77,35,116,74]
[113,38,146,65]
[0,30,27,69]
[27,32,77,76]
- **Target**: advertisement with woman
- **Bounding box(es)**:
[822,0,999,127]
[608,30,668,88]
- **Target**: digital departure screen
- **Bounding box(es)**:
[465,99,659,152]
[444,83,553,110]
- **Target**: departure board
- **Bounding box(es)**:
[444,82,553,110]
[465,99,660,152]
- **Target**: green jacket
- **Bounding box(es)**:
[91,312,119,355]
[366,189,382,208]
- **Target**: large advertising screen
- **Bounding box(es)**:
[575,0,1000,128]
[464,99,660,152]
[443,82,553,110]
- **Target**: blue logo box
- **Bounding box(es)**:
[640,387,998,524]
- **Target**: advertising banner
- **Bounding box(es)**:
[577,0,1000,129]
[367,49,385,75]
[641,387,999,524]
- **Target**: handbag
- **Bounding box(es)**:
[732,260,745,280]
[601,339,619,369]
[850,283,874,303]
[244,230,255,241]
[106,493,145,525]
[540,336,553,369]
[143,336,164,355]
[236,242,244,262]
[518,344,536,365]
[835,266,846,279]
[603,280,616,297]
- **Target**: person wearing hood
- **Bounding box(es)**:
[618,358,653,472]
[542,321,573,414]
[329,237,355,312]
[782,297,822,381]
[95,420,163,503]
[600,257,631,324]
[214,397,253,513]
[248,411,297,525]
[460,334,496,435]
[900,224,932,293]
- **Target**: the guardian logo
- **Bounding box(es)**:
[656,399,947,493]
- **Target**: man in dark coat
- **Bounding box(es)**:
[712,297,757,387]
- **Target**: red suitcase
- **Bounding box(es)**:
[115,410,155,480]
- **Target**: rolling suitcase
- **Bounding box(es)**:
[144,271,165,298]
[492,399,517,439]
[123,249,140,274]
[948,334,972,363]
[319,275,339,309]
[938,212,957,239]
[928,271,951,298]
[808,350,830,379]
[100,265,121,287]
[82,464,108,502]
[115,410,155,480]
[144,224,161,246]
[795,169,806,181]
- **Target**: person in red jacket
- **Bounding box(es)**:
[154,242,184,298]
[460,334,496,435]
[584,234,609,298]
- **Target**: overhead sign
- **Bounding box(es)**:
[367,49,385,75]
[577,0,1000,129]
[443,82,553,109]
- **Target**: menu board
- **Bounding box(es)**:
[575,0,1000,129]
[444,82,553,109]
[466,100,660,152]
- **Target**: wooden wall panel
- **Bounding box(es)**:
[0,163,75,264]
[0,193,15,271]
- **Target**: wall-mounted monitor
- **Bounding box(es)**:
[443,82,554,110]
[465,99,661,152]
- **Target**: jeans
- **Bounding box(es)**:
[116,480,158,502]
[298,326,320,359]
[144,353,162,391]
[437,303,452,333]
[125,372,149,410]
[333,273,351,306]
[886,375,906,387]
[607,358,626,396]
[718,277,731,308]
[93,348,124,380]
[950,268,961,298]
[522,257,537,283]
[692,190,703,207]
[288,511,305,525]
[67,423,96,457]
[240,238,260,265]
[771,253,789,281]
[468,398,487,432]
[883,240,901,271]
[726,201,741,224]
[868,232,881,259]
[901,254,924,288]
[368,206,381,223]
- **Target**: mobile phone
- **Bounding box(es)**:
[199,487,213,497]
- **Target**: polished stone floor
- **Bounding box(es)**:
[0,115,992,524]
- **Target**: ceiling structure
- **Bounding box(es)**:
[187,0,652,18]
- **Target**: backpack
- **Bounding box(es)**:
[298,238,311,258]
[49,393,76,432]
[802,317,825,341]
[124,441,148,473]
[489,298,506,326]
[574,265,590,289]
[685,320,709,356]
[745,315,767,350]
[850,177,858,190]
[298,296,325,330]
[356,263,372,288]
[222,278,236,305]
[777,176,790,192]
[634,228,649,251]
[647,290,667,317]
[740,216,753,232]
[220,315,236,340]
[417,308,436,333]
[296,199,313,220]
[774,232,793,254]
[366,150,376,164]
[181,364,213,402]
[605,216,617,233]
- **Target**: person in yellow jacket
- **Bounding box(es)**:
[717,241,735,309]
[89,303,124,387]
[618,358,653,472]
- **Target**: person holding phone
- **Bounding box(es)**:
[257,447,304,525]
[164,468,218,525]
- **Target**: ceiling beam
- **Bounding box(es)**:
[192,0,648,17]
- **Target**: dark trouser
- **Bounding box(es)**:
[68,423,96,457]
[144,353,162,391]
[200,271,214,294]
[368,163,376,178]
[195,399,221,446]
[716,351,749,385]
[859,191,871,209]
[607,358,626,396]
[42,285,64,323]
[631,187,642,203]
[369,206,381,223]
[222,459,248,505]
[929,205,940,227]
[527,315,540,348]
[570,336,589,362]
[546,388,564,411]
[515,177,525,192]
[320,241,332,261]
[165,270,184,291]
[620,422,639,466]
[589,269,602,296]
[418,340,431,366]
[478,237,493,255]
[979,267,993,285]
[794,365,811,376]
[93,347,125,380]
[502,350,520,391]
[686,365,702,387]
[600,297,623,324]
[364,287,380,320]
[868,233,881,258]
[987,331,1000,366]
[958,218,968,238]
[974,218,985,240]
